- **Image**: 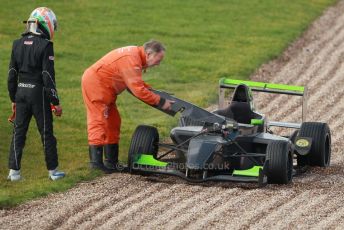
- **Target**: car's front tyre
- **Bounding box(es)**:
[266,140,293,184]
[128,125,159,173]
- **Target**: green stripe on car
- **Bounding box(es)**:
[134,154,168,167]
[232,165,262,177]
[251,119,263,125]
[219,78,304,92]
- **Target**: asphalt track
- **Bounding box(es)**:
[1,1,344,229]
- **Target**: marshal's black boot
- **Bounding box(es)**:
[104,144,120,171]
[89,145,114,174]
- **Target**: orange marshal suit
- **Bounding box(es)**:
[82,46,161,145]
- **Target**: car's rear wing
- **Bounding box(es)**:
[218,78,308,123]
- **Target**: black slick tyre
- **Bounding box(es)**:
[128,125,159,173]
[266,140,293,184]
[298,122,331,167]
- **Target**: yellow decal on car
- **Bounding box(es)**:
[296,139,309,147]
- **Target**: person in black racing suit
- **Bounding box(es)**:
[7,7,65,181]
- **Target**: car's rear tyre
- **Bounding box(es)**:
[266,140,293,184]
[298,122,331,167]
[128,125,159,173]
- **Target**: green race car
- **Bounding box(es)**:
[128,78,331,186]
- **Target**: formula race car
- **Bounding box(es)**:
[127,78,331,186]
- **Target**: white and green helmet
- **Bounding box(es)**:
[26,7,57,40]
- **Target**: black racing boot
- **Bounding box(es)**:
[104,144,120,171]
[89,145,114,174]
